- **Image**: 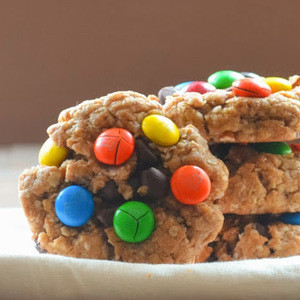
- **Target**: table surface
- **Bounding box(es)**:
[0,144,39,207]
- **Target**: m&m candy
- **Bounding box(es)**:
[241,72,261,79]
[208,70,244,89]
[55,185,94,227]
[251,142,292,155]
[142,115,180,146]
[290,143,300,153]
[94,128,135,165]
[158,86,176,105]
[232,78,272,98]
[171,165,211,205]
[279,212,300,225]
[174,81,193,90]
[183,81,216,94]
[113,201,155,243]
[263,77,292,93]
[39,137,68,167]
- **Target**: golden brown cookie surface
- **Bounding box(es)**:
[210,215,300,261]
[164,76,300,143]
[215,145,300,214]
[18,91,228,263]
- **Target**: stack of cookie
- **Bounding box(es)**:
[18,91,230,264]
[164,72,300,261]
[18,72,300,264]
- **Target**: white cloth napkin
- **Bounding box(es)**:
[1,208,300,300]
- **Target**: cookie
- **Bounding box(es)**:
[209,214,300,261]
[214,144,300,214]
[18,91,229,264]
[164,76,300,143]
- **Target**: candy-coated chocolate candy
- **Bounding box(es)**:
[232,78,272,98]
[279,212,300,225]
[171,165,211,205]
[184,81,216,94]
[263,77,292,93]
[252,142,292,155]
[290,143,300,153]
[39,138,68,167]
[208,70,244,89]
[142,115,180,146]
[241,72,261,79]
[174,81,193,90]
[158,86,176,105]
[55,185,94,227]
[94,128,135,165]
[113,201,155,243]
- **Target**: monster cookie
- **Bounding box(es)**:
[163,74,300,143]
[214,144,300,214]
[18,91,229,264]
[208,214,300,261]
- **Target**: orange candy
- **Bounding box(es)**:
[94,128,135,165]
[232,78,272,98]
[171,165,211,205]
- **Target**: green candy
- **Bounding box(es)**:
[208,70,244,89]
[113,201,155,243]
[251,142,292,155]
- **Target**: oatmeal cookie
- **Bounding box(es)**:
[164,76,300,143]
[18,91,228,264]
[215,145,300,214]
[210,214,300,261]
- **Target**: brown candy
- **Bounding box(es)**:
[158,86,176,105]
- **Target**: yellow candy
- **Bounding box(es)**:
[39,138,68,167]
[142,115,180,146]
[263,77,292,93]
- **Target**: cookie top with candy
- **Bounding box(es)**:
[18,91,228,264]
[163,72,300,143]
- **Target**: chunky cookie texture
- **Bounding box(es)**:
[210,215,300,261]
[18,91,228,264]
[164,77,300,143]
[215,145,300,214]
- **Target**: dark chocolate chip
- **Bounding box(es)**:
[156,165,171,177]
[135,139,158,170]
[34,241,47,254]
[209,143,232,161]
[255,223,268,237]
[140,167,169,199]
[158,86,176,105]
[96,207,116,227]
[256,214,276,225]
[100,180,124,203]
[127,174,141,200]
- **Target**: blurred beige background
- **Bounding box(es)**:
[0,0,299,144]
[0,0,299,206]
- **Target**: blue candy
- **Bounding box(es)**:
[279,212,300,225]
[174,81,193,90]
[55,185,94,227]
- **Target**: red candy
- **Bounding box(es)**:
[94,128,135,165]
[184,81,216,94]
[290,143,300,153]
[232,78,272,98]
[171,165,211,205]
